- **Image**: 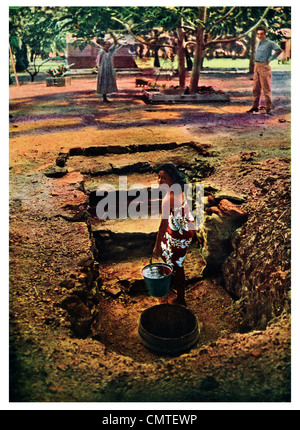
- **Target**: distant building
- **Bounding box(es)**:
[67,42,138,69]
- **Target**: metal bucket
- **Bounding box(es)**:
[138,304,200,354]
[142,262,173,297]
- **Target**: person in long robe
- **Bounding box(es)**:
[92,34,120,102]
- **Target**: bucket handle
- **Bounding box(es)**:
[150,252,162,267]
[149,254,154,274]
[150,252,160,265]
[150,252,164,267]
[150,253,154,268]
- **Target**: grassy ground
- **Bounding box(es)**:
[134,56,291,70]
[10,56,291,81]
[204,57,290,69]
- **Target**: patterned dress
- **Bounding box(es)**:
[95,44,120,94]
[161,199,195,268]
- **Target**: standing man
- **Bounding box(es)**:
[247,26,282,115]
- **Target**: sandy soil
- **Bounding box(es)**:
[8,69,291,405]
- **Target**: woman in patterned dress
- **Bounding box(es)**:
[152,163,195,306]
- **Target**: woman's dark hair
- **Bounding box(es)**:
[153,162,187,187]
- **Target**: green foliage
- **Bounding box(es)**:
[116,6,199,32]
[56,7,125,40]
[10,7,67,59]
[15,41,29,72]
[9,6,291,73]
[264,7,291,42]
[9,6,291,47]
[204,7,290,40]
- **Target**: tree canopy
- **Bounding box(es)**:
[9,6,291,86]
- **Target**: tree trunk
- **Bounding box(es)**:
[154,48,160,67]
[186,49,193,71]
[249,30,256,74]
[138,44,143,59]
[190,7,207,93]
[177,26,186,89]
[9,43,20,86]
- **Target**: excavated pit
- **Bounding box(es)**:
[9,71,291,401]
[58,142,246,361]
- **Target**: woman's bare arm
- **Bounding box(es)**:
[153,218,168,257]
[109,32,118,46]
[153,193,173,257]
[90,38,102,49]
